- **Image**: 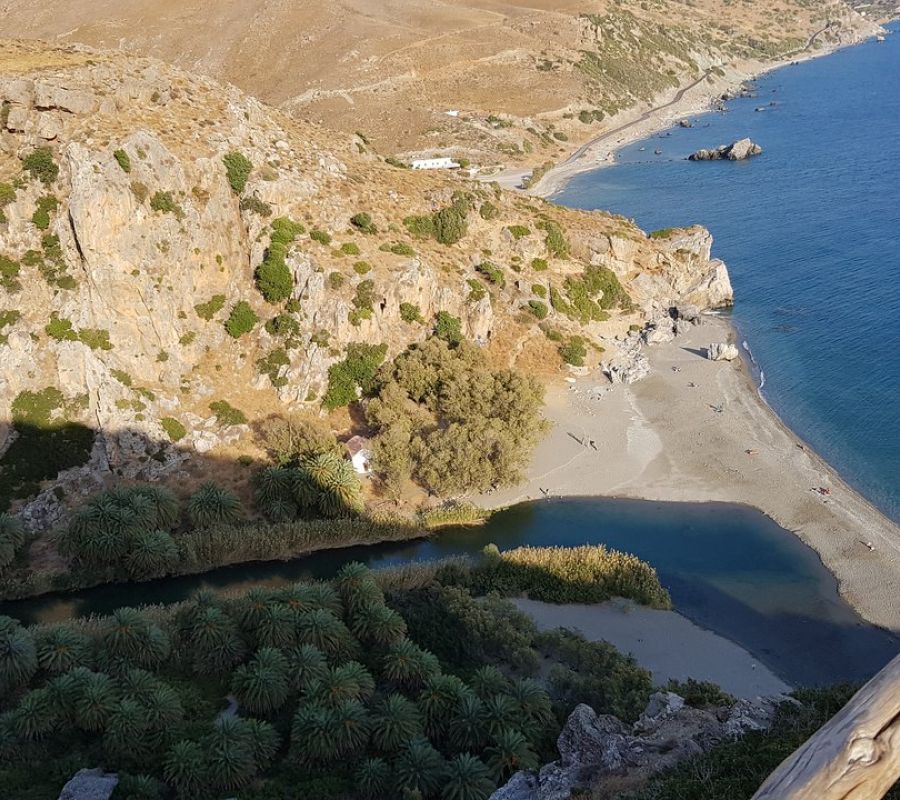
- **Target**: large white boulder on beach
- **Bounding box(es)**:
[707,342,740,361]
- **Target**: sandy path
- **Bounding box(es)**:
[482,317,900,633]
[515,597,791,698]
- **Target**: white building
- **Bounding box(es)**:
[411,157,460,170]
[345,435,373,475]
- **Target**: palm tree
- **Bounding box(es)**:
[276,581,339,614]
[370,693,424,752]
[205,717,259,791]
[351,603,407,646]
[163,739,207,797]
[111,488,156,531]
[333,697,371,757]
[0,615,37,693]
[72,670,118,732]
[124,529,178,579]
[101,607,171,668]
[394,737,446,797]
[181,605,246,674]
[243,717,280,769]
[103,697,150,757]
[34,625,92,674]
[12,686,58,739]
[139,683,185,732]
[336,562,384,616]
[291,702,343,763]
[482,694,519,739]
[0,513,25,549]
[233,587,277,634]
[295,609,356,660]
[284,643,328,692]
[357,757,392,799]
[254,466,294,507]
[129,485,180,530]
[231,647,290,714]
[340,661,376,700]
[382,639,440,690]
[508,678,552,736]
[448,693,486,752]
[442,754,495,800]
[263,495,298,523]
[290,467,318,512]
[417,674,467,740]
[254,603,298,649]
[485,728,538,782]
[308,664,363,707]
[469,666,509,700]
[187,482,242,528]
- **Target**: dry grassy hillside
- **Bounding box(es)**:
[0,0,883,169]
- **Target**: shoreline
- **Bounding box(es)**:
[480,316,900,635]
[523,24,886,199]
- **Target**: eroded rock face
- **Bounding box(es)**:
[489,693,780,800]
[57,769,118,800]
[707,342,740,361]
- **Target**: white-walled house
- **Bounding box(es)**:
[411,157,460,170]
[345,435,373,475]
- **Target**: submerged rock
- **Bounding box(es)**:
[689,138,762,161]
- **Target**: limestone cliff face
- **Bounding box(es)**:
[0,41,732,486]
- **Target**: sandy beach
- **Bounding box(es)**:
[514,597,791,698]
[504,26,885,198]
[483,316,900,634]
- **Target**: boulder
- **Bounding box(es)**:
[58,769,118,800]
[689,138,762,161]
[707,342,740,361]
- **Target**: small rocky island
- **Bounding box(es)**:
[689,137,763,161]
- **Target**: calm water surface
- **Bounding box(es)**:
[558,26,900,521]
[4,498,897,687]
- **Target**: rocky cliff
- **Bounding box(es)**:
[0,39,732,506]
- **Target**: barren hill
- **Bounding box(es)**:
[0,1,883,169]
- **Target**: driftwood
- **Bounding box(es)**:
[752,652,900,800]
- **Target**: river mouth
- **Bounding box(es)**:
[3,497,896,687]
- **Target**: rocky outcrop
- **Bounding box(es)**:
[58,769,118,800]
[707,342,740,361]
[601,331,650,385]
[689,138,763,161]
[490,693,780,800]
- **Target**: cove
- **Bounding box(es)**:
[555,25,900,522]
[2,497,896,688]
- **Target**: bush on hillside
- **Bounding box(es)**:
[223,151,253,193]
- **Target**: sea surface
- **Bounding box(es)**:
[557,25,900,522]
[4,498,897,685]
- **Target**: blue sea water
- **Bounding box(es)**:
[557,26,900,523]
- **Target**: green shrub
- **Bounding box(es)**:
[399,302,423,324]
[507,225,531,240]
[578,110,594,124]
[389,242,415,257]
[223,151,253,194]
[323,343,388,410]
[403,215,434,239]
[538,220,569,258]
[531,284,547,298]
[479,202,499,221]
[665,678,736,709]
[433,311,463,346]
[328,272,345,290]
[257,348,290,387]
[467,279,487,303]
[265,313,301,340]
[22,147,59,184]
[476,261,504,287]
[195,294,226,321]
[531,258,548,272]
[558,336,587,366]
[0,182,15,224]
[32,195,58,230]
[310,229,332,246]
[113,149,132,173]
[385,156,409,168]
[433,204,468,245]
[224,301,258,338]
[552,131,568,141]
[350,212,377,234]
[188,482,242,527]
[649,227,677,239]
[239,195,272,217]
[353,261,371,275]
[160,417,187,442]
[45,315,78,342]
[209,400,248,426]
[78,328,113,351]
[256,220,302,303]
[150,191,183,217]
[527,300,548,320]
[0,255,20,292]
